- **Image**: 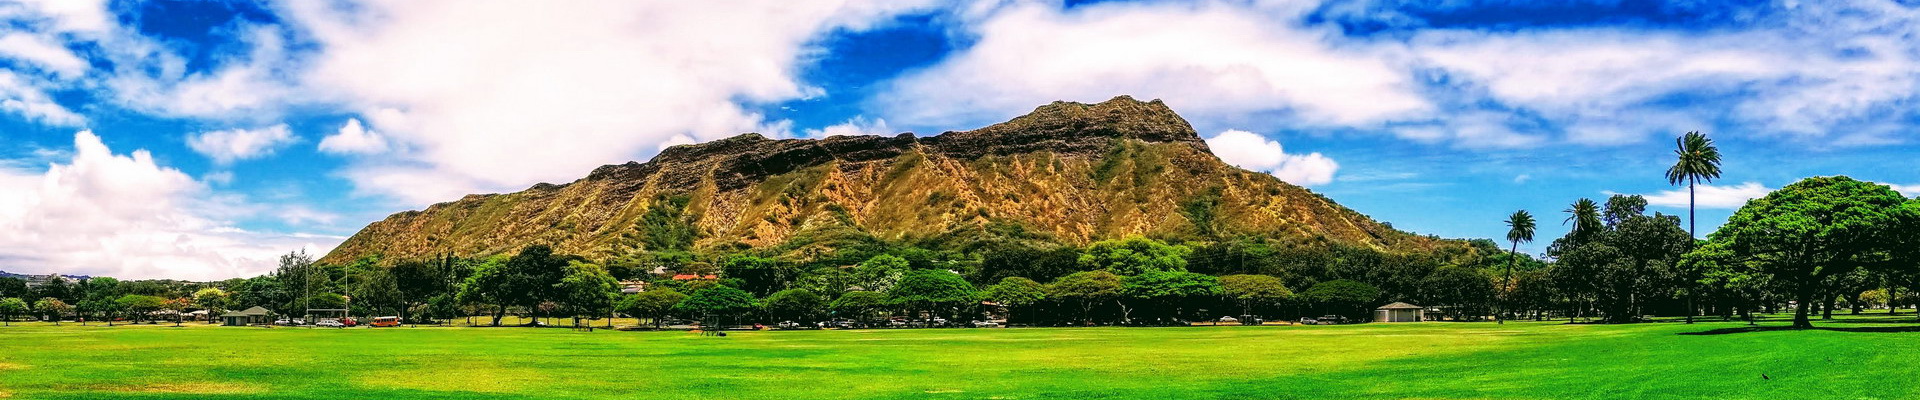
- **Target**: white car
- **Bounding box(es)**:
[315,319,345,328]
[971,320,1001,328]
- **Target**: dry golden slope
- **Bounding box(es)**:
[320,96,1450,265]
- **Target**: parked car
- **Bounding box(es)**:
[315,319,345,328]
[338,317,357,327]
[971,320,1001,328]
[1315,315,1349,325]
[1217,316,1239,323]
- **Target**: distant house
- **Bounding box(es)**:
[619,280,650,294]
[670,274,718,281]
[1375,302,1424,322]
[221,306,272,326]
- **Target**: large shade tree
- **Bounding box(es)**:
[1219,274,1290,323]
[1048,270,1124,324]
[887,269,977,322]
[1715,176,1918,328]
[617,288,687,329]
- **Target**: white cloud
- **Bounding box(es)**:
[0,69,83,125]
[187,124,299,164]
[874,1,1430,131]
[0,131,340,280]
[804,116,894,138]
[278,0,936,204]
[1642,182,1774,209]
[1513,174,1531,184]
[1886,184,1920,198]
[0,32,87,78]
[1204,129,1338,186]
[318,118,389,155]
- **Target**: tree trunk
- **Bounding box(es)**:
[1822,295,1836,320]
[1792,291,1814,328]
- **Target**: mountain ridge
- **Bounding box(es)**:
[321,96,1453,265]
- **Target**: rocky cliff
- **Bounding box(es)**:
[320,96,1449,265]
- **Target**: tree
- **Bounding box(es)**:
[887,269,976,322]
[1301,279,1379,320]
[116,294,166,324]
[1716,176,1917,328]
[273,250,321,316]
[1079,237,1192,275]
[193,288,229,324]
[34,298,71,325]
[1562,198,1602,245]
[764,289,824,323]
[558,261,619,327]
[392,259,450,323]
[982,277,1047,324]
[457,256,512,326]
[1121,270,1220,324]
[1420,267,1495,320]
[676,285,756,328]
[1666,131,1722,324]
[163,297,191,326]
[851,254,910,292]
[617,288,687,329]
[0,278,27,299]
[497,245,578,326]
[1501,210,1536,324]
[1048,270,1123,324]
[830,291,888,326]
[1665,131,1723,239]
[1219,274,1290,323]
[0,298,26,326]
[353,269,403,320]
[1603,195,1649,228]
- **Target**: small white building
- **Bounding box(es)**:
[1375,302,1425,322]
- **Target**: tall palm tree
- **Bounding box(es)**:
[1665,131,1721,324]
[1665,131,1722,239]
[1500,210,1536,324]
[1562,198,1601,245]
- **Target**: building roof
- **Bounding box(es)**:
[222,306,271,317]
[670,274,718,281]
[1377,302,1423,310]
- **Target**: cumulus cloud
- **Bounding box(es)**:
[876,1,1429,131]
[804,116,894,138]
[318,118,389,155]
[1641,182,1773,209]
[275,0,936,204]
[187,124,299,164]
[1204,129,1339,186]
[0,131,340,280]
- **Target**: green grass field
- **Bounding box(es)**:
[2,314,1917,399]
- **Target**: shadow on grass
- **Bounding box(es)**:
[1679,325,1920,335]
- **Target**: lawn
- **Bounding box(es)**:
[1,314,1917,399]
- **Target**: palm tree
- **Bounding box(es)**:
[1665,131,1723,239]
[1665,131,1721,324]
[1562,198,1601,245]
[1500,210,1536,324]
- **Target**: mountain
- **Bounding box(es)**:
[320,96,1455,265]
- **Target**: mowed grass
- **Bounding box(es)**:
[1,314,1918,399]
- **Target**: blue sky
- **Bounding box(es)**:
[1,0,1917,280]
